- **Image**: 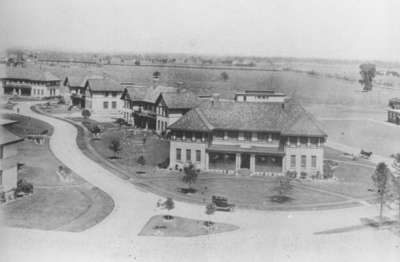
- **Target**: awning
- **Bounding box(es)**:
[206,144,285,156]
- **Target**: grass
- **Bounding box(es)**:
[89,127,170,174]
[142,175,347,210]
[139,215,239,237]
[321,119,400,157]
[2,113,114,231]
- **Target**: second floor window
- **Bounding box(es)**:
[311,155,317,168]
[196,150,201,162]
[227,131,238,139]
[290,155,296,168]
[103,101,109,109]
[186,149,191,161]
[301,155,307,168]
[112,101,117,109]
[215,130,224,139]
[176,148,181,161]
[243,132,252,141]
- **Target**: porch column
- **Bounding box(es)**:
[235,153,241,172]
[250,154,255,174]
[205,152,209,170]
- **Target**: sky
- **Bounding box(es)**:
[1,0,400,61]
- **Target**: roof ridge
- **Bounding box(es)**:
[195,107,214,130]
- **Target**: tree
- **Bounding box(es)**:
[359,63,376,91]
[82,109,91,119]
[137,155,146,166]
[115,118,126,129]
[134,60,141,66]
[163,197,175,220]
[221,71,229,81]
[90,125,102,138]
[109,138,122,159]
[271,173,294,203]
[371,162,391,226]
[182,163,198,189]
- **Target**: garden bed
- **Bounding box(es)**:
[139,215,239,237]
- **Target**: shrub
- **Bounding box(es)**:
[300,172,307,179]
[15,179,33,195]
[286,171,297,179]
[164,197,174,211]
[81,109,91,119]
[137,155,146,166]
[109,139,122,158]
[206,203,216,215]
[157,157,170,168]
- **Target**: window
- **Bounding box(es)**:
[105,92,109,97]
[195,132,202,140]
[289,137,297,145]
[311,156,317,168]
[196,150,201,162]
[215,130,224,139]
[176,149,181,161]
[157,120,160,130]
[103,101,109,109]
[227,131,238,139]
[112,101,117,109]
[112,92,117,97]
[301,155,307,168]
[290,155,296,168]
[0,171,2,185]
[243,132,252,141]
[186,149,191,161]
[300,137,308,145]
[257,132,268,141]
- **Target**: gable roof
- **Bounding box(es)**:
[0,66,60,82]
[85,78,123,92]
[169,99,326,137]
[121,85,149,101]
[158,90,200,109]
[143,85,177,103]
[64,75,103,87]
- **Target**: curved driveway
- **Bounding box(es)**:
[1,103,399,262]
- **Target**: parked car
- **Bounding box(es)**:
[211,195,235,212]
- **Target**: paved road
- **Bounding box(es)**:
[1,103,399,262]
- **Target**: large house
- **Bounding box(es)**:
[168,98,327,177]
[388,98,400,125]
[154,90,200,134]
[121,84,177,129]
[0,118,23,202]
[0,66,61,98]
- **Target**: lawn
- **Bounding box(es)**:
[2,113,114,231]
[139,215,239,237]
[89,127,170,175]
[141,175,348,210]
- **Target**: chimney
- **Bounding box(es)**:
[211,93,220,106]
[152,71,161,87]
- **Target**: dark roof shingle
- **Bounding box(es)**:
[0,66,60,82]
[86,78,123,92]
[169,99,326,137]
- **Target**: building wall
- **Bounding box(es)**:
[0,143,19,193]
[86,92,123,114]
[236,94,286,102]
[284,145,324,176]
[388,110,400,124]
[169,140,208,170]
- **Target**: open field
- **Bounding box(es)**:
[2,113,114,231]
[31,63,400,110]
[321,119,400,157]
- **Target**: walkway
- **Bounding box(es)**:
[1,103,399,262]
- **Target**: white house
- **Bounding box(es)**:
[168,98,327,177]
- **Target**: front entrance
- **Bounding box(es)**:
[240,153,250,169]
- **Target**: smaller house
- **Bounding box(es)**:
[0,118,24,203]
[63,75,103,108]
[388,98,400,125]
[84,78,124,114]
[0,66,61,98]
[234,90,287,103]
[155,90,200,134]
